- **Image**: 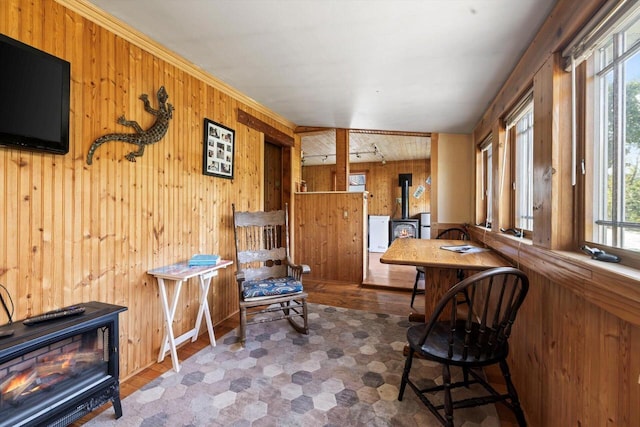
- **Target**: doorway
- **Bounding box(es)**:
[264,140,283,212]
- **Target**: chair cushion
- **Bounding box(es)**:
[242,276,303,301]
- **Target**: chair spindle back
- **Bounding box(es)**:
[233,206,290,282]
[422,267,528,362]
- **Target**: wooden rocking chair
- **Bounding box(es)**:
[232,204,309,346]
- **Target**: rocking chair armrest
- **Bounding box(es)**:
[235,271,246,283]
[285,257,311,276]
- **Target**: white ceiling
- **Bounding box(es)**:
[86,0,557,136]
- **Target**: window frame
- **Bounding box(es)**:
[348,172,367,192]
[476,134,493,228]
[502,93,534,237]
[512,105,534,233]
[581,6,640,267]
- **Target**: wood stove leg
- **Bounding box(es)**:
[112,393,123,419]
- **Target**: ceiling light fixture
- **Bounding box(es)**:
[304,145,386,162]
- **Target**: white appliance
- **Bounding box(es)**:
[420,212,431,239]
[368,215,390,252]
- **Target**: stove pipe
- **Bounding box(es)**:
[398,173,412,219]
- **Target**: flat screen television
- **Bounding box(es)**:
[0,33,70,155]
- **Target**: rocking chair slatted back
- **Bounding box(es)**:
[233,208,290,282]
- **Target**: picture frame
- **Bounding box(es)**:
[203,118,235,179]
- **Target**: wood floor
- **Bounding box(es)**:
[74,253,517,426]
[362,251,421,293]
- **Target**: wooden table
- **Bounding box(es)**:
[380,238,510,317]
[148,260,233,372]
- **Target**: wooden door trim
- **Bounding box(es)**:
[237,109,294,147]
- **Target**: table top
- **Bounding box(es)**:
[380,238,510,270]
[148,259,233,280]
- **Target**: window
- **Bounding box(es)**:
[591,9,640,252]
[348,173,366,192]
[478,135,493,227]
[504,95,534,233]
[514,107,534,231]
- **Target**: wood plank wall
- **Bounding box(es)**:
[0,0,300,379]
[294,192,367,284]
[302,159,430,217]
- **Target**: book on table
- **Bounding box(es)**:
[439,245,488,254]
[188,254,220,266]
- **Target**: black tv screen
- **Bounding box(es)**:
[0,33,70,155]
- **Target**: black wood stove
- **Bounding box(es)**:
[390,173,420,242]
[0,301,127,427]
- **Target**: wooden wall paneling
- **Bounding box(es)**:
[119,42,136,377]
[532,58,553,248]
[540,271,585,426]
[18,153,32,317]
[105,24,117,306]
[532,53,575,250]
[39,4,55,311]
[32,156,44,311]
[119,39,134,376]
[294,192,366,284]
[552,54,577,251]
[507,264,543,425]
[194,80,208,258]
[613,316,633,426]
[146,57,162,373]
[588,309,624,426]
[301,164,332,192]
[82,19,96,305]
[629,326,640,426]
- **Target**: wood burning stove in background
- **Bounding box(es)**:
[0,301,127,427]
[389,173,420,242]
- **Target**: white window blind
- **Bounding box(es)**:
[562,0,639,71]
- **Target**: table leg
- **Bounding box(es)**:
[157,277,184,372]
[423,266,458,317]
[194,271,217,348]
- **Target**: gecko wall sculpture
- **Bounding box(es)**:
[86,86,174,164]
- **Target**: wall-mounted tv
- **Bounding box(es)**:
[0,33,70,155]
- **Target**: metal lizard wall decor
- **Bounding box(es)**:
[86,86,174,164]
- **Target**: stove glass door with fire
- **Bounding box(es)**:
[0,301,126,427]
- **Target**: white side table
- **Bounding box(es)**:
[148,259,233,372]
